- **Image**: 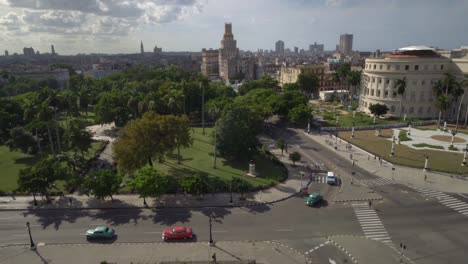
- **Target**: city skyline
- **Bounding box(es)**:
[0,0,467,55]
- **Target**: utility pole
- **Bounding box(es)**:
[213,120,217,169]
[201,82,205,135]
[209,216,213,245]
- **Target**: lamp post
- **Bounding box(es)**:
[462,144,468,166]
[334,130,338,150]
[201,82,205,135]
[407,124,411,136]
[391,167,395,180]
[229,181,233,205]
[26,222,36,250]
[351,123,355,138]
[307,118,310,134]
[209,216,213,245]
[213,120,217,169]
[390,136,395,156]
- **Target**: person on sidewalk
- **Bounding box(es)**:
[212,253,217,263]
[424,174,427,181]
[368,200,372,208]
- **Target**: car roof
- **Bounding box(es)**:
[95,226,108,231]
[309,193,321,198]
[173,226,186,232]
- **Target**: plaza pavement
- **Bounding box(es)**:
[306,131,468,194]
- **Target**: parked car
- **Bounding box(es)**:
[86,226,115,240]
[306,193,323,206]
[162,226,193,241]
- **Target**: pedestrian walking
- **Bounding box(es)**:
[368,200,372,208]
[374,155,376,160]
[380,159,383,165]
[352,160,355,166]
[69,197,73,206]
[424,174,427,181]
[212,253,217,263]
[368,155,370,160]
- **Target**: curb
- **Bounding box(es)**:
[326,236,358,264]
[333,196,383,203]
[0,191,303,212]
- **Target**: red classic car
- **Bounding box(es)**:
[162,226,193,241]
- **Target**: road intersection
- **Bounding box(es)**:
[1,127,467,263]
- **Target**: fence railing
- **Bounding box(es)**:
[320,120,436,132]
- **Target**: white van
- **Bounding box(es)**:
[326,171,337,185]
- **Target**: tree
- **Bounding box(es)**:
[179,174,209,196]
[64,118,93,159]
[167,115,193,164]
[394,78,406,117]
[231,177,252,199]
[297,72,320,97]
[5,127,38,154]
[273,90,308,117]
[0,98,23,143]
[348,70,362,100]
[276,138,285,155]
[289,152,301,165]
[82,170,121,201]
[369,103,389,118]
[113,112,191,173]
[282,82,300,91]
[216,106,260,159]
[288,104,313,125]
[130,165,169,205]
[17,157,67,201]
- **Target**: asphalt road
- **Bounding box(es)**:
[1,127,468,263]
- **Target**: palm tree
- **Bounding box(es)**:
[23,99,42,155]
[348,70,362,101]
[164,88,184,115]
[394,78,406,118]
[44,88,64,153]
[37,102,55,155]
[433,73,460,127]
[332,72,341,95]
[456,75,468,130]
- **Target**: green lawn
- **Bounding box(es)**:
[0,141,103,193]
[339,130,468,174]
[123,127,287,192]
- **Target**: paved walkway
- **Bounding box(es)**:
[328,235,414,264]
[0,136,311,211]
[307,132,468,194]
[0,241,307,264]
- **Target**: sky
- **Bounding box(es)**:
[0,0,467,55]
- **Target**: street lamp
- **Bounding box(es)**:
[392,167,395,180]
[26,222,36,250]
[307,118,311,134]
[462,144,468,166]
[423,156,429,172]
[334,130,338,150]
[351,122,355,138]
[229,181,233,205]
[390,136,395,156]
[209,216,214,245]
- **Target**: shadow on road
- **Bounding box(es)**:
[197,207,232,223]
[90,208,144,226]
[86,234,118,244]
[23,197,85,230]
[242,203,271,214]
[152,208,192,225]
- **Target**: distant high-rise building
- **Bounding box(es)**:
[4,50,8,56]
[339,34,353,55]
[201,22,255,81]
[294,47,299,54]
[51,44,56,55]
[153,44,162,54]
[23,47,35,56]
[275,40,285,53]
[309,42,324,54]
[140,40,144,54]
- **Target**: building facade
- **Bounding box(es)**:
[201,48,219,77]
[339,34,353,55]
[359,46,468,119]
[275,40,285,54]
[280,64,330,96]
[201,23,255,81]
[309,42,324,54]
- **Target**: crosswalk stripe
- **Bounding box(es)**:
[449,204,468,209]
[411,187,468,217]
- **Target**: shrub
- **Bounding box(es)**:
[399,131,412,141]
[412,143,444,149]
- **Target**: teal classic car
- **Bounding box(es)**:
[86,226,115,240]
[306,193,323,206]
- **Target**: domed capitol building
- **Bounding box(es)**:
[359,46,468,119]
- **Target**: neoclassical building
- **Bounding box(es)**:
[359,46,468,119]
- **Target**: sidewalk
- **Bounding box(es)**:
[0,241,307,264]
[0,136,309,211]
[328,235,414,264]
[307,132,468,194]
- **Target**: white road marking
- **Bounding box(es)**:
[458,193,468,199]
[274,229,293,232]
[329,258,337,264]
[212,230,228,233]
